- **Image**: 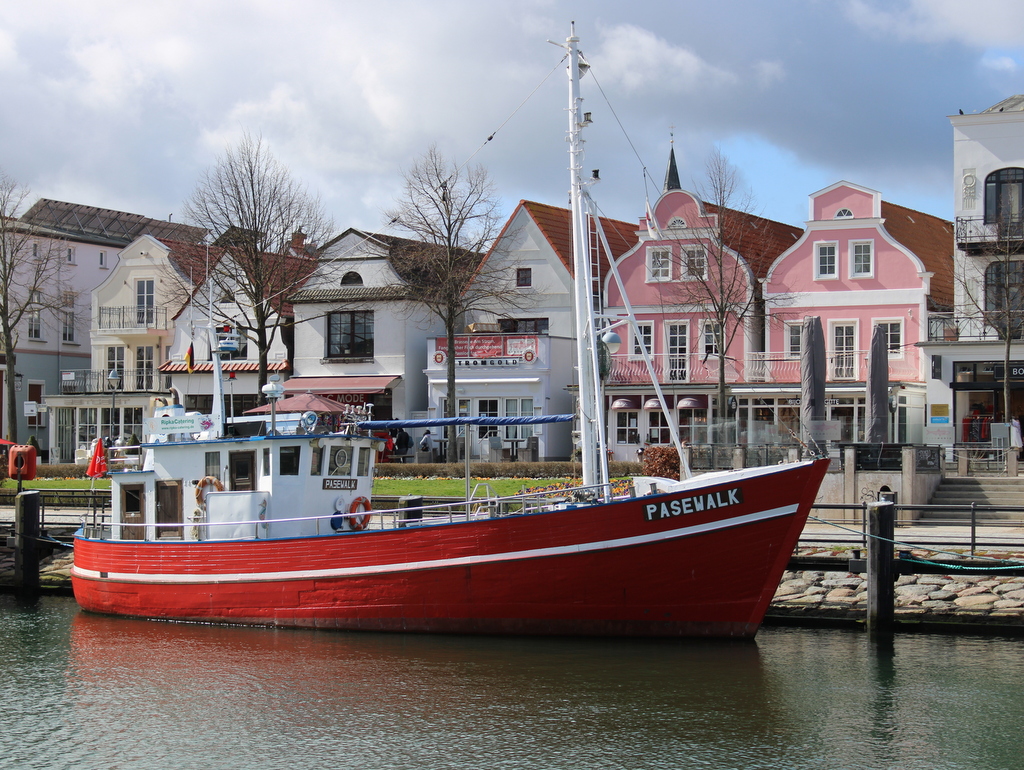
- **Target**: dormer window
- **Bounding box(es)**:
[341,272,363,286]
[834,208,854,219]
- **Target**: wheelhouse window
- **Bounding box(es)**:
[327,311,374,358]
[279,446,301,475]
[815,243,837,279]
[984,168,1024,228]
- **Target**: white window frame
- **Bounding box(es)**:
[27,309,42,340]
[830,321,857,380]
[702,320,721,356]
[784,322,802,359]
[646,247,671,282]
[665,321,688,382]
[815,241,838,280]
[632,321,654,359]
[99,250,107,268]
[681,245,707,281]
[875,320,903,359]
[850,240,874,278]
[66,247,76,264]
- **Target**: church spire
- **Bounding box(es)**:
[663,137,681,192]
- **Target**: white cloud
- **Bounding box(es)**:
[847,0,1024,46]
[593,24,737,93]
[981,55,1019,73]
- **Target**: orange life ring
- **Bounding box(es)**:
[195,476,224,507]
[348,496,372,531]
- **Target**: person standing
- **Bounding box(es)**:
[1011,415,1023,460]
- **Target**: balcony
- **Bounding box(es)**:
[60,368,171,395]
[607,351,919,387]
[97,305,169,331]
[605,353,742,385]
[747,351,919,384]
[955,216,1024,251]
[927,313,1023,343]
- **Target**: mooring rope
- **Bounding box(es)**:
[806,515,1024,570]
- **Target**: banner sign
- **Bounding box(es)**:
[145,414,213,434]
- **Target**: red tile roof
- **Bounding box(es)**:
[880,201,954,311]
[516,200,637,277]
[703,203,804,278]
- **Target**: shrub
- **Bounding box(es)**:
[641,446,680,480]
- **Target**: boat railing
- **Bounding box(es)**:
[79,482,625,541]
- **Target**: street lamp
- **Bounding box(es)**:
[107,368,122,443]
[261,374,285,435]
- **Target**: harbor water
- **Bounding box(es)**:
[2,595,1022,770]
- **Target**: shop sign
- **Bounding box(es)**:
[993,362,1024,380]
[435,335,539,361]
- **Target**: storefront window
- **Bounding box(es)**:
[616,411,640,444]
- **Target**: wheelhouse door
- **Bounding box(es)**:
[155,480,183,539]
[229,451,256,491]
[120,484,145,540]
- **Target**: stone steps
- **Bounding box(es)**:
[925,477,1024,520]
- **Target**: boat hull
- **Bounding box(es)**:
[72,459,828,638]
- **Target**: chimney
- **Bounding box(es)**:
[290,230,306,252]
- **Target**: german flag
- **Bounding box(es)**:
[185,342,195,373]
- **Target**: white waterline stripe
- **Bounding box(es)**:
[74,504,799,585]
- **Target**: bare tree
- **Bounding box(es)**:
[384,145,525,462]
[0,171,67,442]
[664,149,787,438]
[183,134,334,387]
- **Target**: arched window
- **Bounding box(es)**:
[341,272,363,286]
[984,259,1024,339]
[984,168,1024,225]
[834,208,853,219]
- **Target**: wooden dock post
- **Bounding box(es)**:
[866,500,895,635]
[13,490,42,594]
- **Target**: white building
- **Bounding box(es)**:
[920,96,1024,447]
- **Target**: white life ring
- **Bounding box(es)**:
[195,476,224,507]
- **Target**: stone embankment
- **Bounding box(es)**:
[770,546,1024,627]
[0,548,74,591]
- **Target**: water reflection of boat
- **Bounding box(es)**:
[70,27,828,638]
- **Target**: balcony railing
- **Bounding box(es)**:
[605,353,742,385]
[955,216,1024,248]
[60,368,171,395]
[927,313,1024,342]
[606,351,920,386]
[97,305,169,330]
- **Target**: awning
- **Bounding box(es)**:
[643,398,663,411]
[677,395,709,409]
[283,375,400,394]
[610,397,640,411]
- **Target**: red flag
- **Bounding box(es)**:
[185,342,195,373]
[86,437,108,479]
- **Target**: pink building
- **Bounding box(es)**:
[602,152,802,458]
[763,181,953,444]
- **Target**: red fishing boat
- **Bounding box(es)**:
[71,26,829,637]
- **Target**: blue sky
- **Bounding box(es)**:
[3,0,1024,233]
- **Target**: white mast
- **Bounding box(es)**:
[565,24,607,490]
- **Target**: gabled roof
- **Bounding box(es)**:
[514,200,636,278]
[880,201,954,310]
[21,199,206,247]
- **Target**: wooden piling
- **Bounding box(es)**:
[13,490,41,594]
[866,500,895,635]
